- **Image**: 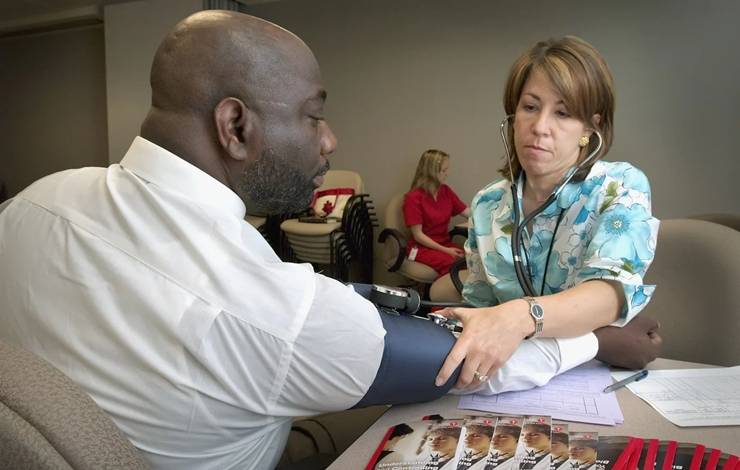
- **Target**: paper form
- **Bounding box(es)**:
[458,361,624,425]
[611,366,740,427]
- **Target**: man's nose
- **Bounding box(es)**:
[320,121,337,156]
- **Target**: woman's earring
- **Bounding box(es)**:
[578,135,590,147]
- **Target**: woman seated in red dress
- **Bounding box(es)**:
[403,149,471,279]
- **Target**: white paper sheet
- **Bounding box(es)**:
[459,361,624,425]
[610,366,740,427]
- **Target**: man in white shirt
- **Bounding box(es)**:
[0,10,660,470]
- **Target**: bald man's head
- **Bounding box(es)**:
[150,10,311,117]
[141,10,336,215]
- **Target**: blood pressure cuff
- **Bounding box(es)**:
[350,284,462,408]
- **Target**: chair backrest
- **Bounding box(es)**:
[0,341,149,470]
[379,194,438,283]
[320,170,364,194]
[384,194,409,237]
[641,219,740,366]
[380,194,410,271]
[688,213,740,232]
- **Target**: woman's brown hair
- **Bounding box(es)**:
[500,36,615,181]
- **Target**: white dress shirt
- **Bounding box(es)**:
[0,137,386,469]
[0,137,596,469]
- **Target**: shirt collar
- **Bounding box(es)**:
[119,137,246,219]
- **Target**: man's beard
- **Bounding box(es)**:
[238,148,329,215]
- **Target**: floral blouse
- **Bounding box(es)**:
[462,160,660,325]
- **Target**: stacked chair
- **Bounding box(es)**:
[280,170,377,282]
[247,212,296,260]
[245,214,267,233]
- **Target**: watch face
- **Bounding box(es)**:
[531,304,544,319]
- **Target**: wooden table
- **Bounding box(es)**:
[328,358,740,468]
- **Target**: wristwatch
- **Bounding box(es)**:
[523,296,544,339]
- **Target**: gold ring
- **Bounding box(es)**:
[473,371,488,382]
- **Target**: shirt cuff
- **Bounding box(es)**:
[555,333,598,374]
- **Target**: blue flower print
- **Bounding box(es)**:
[527,229,568,294]
[607,163,650,193]
[558,174,606,210]
[591,203,654,263]
[630,285,652,309]
[574,207,590,225]
[462,281,498,307]
[620,256,645,275]
[473,188,505,236]
[466,232,478,250]
[483,236,524,300]
[461,161,658,322]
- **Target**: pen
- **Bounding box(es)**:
[603,370,648,393]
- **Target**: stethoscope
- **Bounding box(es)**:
[499,114,603,297]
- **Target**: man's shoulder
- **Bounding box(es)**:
[18,167,107,200]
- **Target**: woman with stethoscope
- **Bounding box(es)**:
[434,36,661,390]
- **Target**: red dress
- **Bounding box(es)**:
[403,185,467,277]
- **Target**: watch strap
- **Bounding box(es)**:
[523,296,544,339]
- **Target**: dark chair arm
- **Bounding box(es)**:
[449,257,467,294]
[449,225,468,239]
[378,228,407,272]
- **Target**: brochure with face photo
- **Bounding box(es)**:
[484,416,525,470]
[550,424,569,470]
[565,432,599,470]
[367,415,737,470]
[518,416,552,470]
[366,418,465,470]
[455,416,498,470]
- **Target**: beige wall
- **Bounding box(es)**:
[0,25,108,197]
[104,0,202,162]
[244,0,740,221]
[2,0,738,238]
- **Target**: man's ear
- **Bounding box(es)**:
[214,97,256,162]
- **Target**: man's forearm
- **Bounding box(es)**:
[451,333,598,395]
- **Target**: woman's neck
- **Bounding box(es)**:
[523,174,559,205]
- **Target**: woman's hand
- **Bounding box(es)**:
[435,300,533,389]
[443,246,465,258]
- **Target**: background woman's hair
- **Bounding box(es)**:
[411,149,449,194]
[500,35,615,181]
